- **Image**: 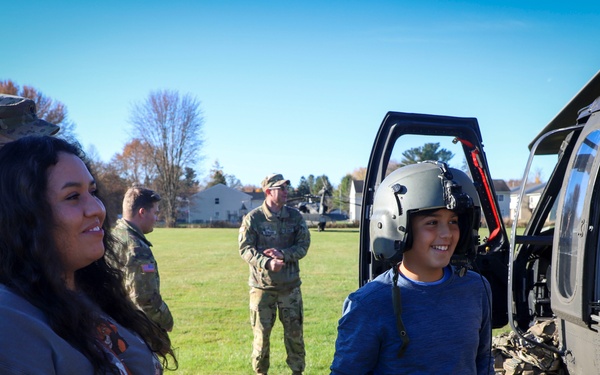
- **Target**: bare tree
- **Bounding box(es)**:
[241,184,260,193]
[129,90,204,227]
[226,175,243,190]
[531,167,544,184]
[93,162,130,225]
[0,80,78,142]
[352,167,367,181]
[85,147,129,225]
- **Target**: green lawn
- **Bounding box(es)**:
[149,227,514,374]
[150,227,359,374]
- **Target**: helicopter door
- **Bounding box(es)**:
[550,101,600,323]
[548,102,600,373]
[359,112,510,327]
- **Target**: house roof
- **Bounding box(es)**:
[510,182,547,195]
[194,183,252,199]
[493,179,510,192]
[524,183,547,195]
[247,191,264,200]
[352,180,364,194]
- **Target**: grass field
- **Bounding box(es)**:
[149,227,512,374]
[151,227,359,374]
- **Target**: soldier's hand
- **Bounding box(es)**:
[264,248,284,259]
[268,258,285,272]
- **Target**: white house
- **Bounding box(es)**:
[349,180,364,222]
[245,191,265,212]
[189,184,264,223]
[509,183,547,224]
[493,179,511,222]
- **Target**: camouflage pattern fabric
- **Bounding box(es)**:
[239,201,310,374]
[239,202,311,291]
[492,319,566,375]
[111,219,174,331]
[0,94,59,137]
[250,287,305,374]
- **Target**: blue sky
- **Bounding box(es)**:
[3,1,599,187]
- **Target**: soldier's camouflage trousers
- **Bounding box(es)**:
[249,286,305,374]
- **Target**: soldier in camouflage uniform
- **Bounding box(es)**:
[112,187,174,332]
[0,94,59,146]
[239,173,311,375]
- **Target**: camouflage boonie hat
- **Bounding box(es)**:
[261,173,290,190]
[0,94,60,139]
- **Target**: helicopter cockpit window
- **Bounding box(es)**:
[557,130,600,298]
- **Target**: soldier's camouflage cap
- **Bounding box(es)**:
[0,94,60,139]
[261,173,290,190]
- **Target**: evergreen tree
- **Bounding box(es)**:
[206,160,227,188]
[400,142,454,166]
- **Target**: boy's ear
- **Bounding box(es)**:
[137,207,146,217]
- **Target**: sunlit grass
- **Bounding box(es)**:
[149,226,516,374]
[150,228,359,374]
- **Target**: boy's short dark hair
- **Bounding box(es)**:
[122,186,161,217]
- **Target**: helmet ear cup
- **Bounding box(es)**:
[370,207,407,261]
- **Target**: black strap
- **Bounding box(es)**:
[392,265,410,357]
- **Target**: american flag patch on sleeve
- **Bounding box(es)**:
[141,263,156,273]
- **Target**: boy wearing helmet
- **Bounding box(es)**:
[330,161,493,375]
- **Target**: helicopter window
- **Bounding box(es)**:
[556,130,600,298]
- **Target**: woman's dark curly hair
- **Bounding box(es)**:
[0,136,177,373]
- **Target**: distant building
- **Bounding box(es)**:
[189,184,264,223]
[509,182,548,224]
[349,180,363,222]
[493,179,511,222]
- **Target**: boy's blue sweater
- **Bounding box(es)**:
[330,266,493,375]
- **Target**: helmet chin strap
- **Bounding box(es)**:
[391,260,465,357]
[392,264,410,357]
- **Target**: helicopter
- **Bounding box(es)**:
[359,70,600,374]
[288,184,350,231]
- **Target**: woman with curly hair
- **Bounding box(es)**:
[0,136,177,374]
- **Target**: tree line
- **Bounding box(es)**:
[202,142,457,216]
[1,81,203,227]
[1,80,464,226]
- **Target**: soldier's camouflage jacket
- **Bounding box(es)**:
[112,218,174,331]
[239,201,311,291]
